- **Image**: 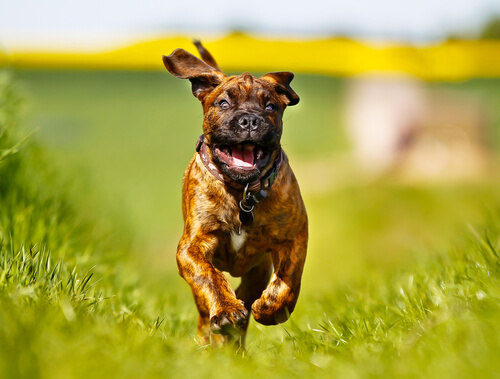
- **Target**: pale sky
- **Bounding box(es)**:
[1,0,500,51]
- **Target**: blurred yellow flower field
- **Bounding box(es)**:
[4,33,500,80]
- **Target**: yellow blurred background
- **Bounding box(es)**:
[2,33,500,81]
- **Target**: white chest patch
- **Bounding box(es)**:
[230,230,248,253]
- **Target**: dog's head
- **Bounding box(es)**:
[163,47,299,184]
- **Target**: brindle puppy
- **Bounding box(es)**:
[163,42,308,348]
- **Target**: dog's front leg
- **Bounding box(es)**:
[177,232,248,342]
[251,222,308,325]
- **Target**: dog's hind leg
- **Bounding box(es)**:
[234,256,273,345]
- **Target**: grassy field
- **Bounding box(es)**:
[1,69,500,378]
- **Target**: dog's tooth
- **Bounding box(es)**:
[256,147,263,160]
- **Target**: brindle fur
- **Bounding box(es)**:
[163,43,308,348]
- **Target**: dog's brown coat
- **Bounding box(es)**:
[163,44,308,347]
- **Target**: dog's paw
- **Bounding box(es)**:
[210,301,248,335]
[251,297,290,326]
[252,281,297,325]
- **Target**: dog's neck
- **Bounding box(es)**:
[195,134,283,194]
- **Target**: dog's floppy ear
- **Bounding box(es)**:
[261,72,300,107]
[192,39,222,72]
[163,49,226,101]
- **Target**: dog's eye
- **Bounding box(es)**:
[219,100,230,110]
[265,103,276,112]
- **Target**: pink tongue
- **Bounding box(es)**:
[232,145,254,168]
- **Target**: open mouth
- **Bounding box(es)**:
[213,142,270,171]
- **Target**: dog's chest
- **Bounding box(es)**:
[211,229,264,277]
[230,230,248,253]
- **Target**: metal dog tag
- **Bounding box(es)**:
[239,210,254,228]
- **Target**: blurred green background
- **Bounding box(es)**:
[14,69,500,297]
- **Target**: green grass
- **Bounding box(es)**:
[1,69,500,377]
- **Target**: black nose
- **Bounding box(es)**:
[238,114,263,130]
